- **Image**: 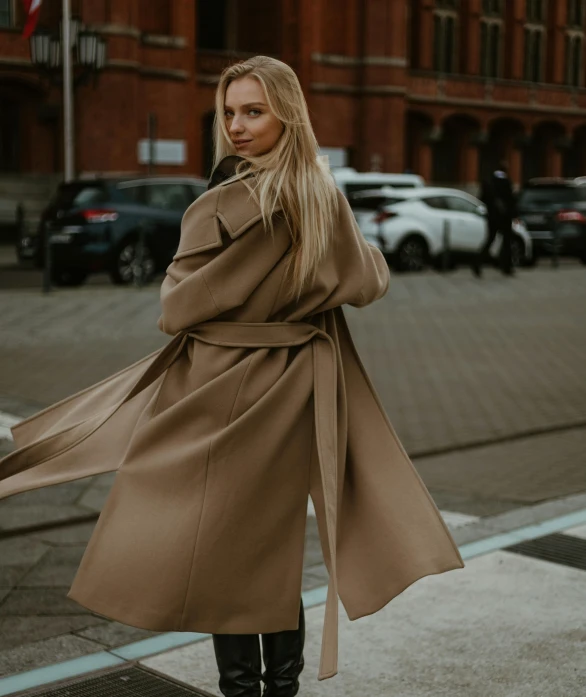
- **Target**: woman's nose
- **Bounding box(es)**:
[229,116,244,134]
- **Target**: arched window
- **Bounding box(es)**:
[433,0,459,74]
[480,0,504,78]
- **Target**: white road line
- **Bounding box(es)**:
[0,411,20,441]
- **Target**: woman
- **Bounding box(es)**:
[0,56,464,697]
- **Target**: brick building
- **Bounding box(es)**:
[2,0,586,187]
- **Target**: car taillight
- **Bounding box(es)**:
[556,209,586,223]
[373,210,397,224]
[82,209,119,223]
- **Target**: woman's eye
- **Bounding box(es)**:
[249,109,261,116]
[224,111,233,118]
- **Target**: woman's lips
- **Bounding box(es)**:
[233,140,252,147]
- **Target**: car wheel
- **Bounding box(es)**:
[110,239,156,286]
[510,236,525,269]
[394,236,428,272]
[50,268,88,287]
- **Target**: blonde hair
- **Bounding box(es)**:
[213,55,339,299]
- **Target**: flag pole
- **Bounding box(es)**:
[62,0,74,182]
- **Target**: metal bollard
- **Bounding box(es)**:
[441,219,451,272]
[42,225,52,294]
[551,216,559,269]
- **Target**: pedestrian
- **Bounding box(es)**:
[473,160,517,277]
[0,56,464,696]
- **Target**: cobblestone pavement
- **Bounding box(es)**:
[1,260,585,678]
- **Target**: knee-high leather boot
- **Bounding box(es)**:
[261,600,305,697]
[212,633,263,697]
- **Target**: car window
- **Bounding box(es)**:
[144,184,193,211]
[421,196,449,210]
[192,184,207,199]
[518,186,583,208]
[349,193,404,210]
[445,196,479,214]
[51,183,108,208]
[117,184,144,204]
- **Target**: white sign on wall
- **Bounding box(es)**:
[319,147,348,168]
[137,139,187,166]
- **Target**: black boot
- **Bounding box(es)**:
[261,600,305,697]
[212,633,263,697]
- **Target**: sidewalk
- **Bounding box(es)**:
[1,262,585,694]
[1,498,586,695]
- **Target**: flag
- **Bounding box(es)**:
[22,0,43,39]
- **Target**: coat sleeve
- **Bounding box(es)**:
[313,189,390,312]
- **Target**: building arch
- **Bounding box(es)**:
[405,110,436,181]
[432,113,482,187]
[480,117,526,185]
[564,123,586,177]
[523,120,566,182]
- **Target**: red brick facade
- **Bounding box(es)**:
[2,0,586,186]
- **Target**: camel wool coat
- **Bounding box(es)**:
[0,171,464,681]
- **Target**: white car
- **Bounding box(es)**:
[350,186,533,272]
[332,168,425,199]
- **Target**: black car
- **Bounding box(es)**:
[19,176,208,286]
[516,177,586,263]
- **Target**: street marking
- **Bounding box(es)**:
[0,411,19,441]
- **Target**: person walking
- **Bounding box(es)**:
[473,161,517,277]
[0,57,464,696]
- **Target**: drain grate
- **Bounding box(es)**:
[505,532,586,571]
[27,666,212,697]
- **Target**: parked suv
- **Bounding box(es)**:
[516,177,586,263]
[20,176,208,286]
[350,186,532,272]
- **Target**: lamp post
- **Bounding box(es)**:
[28,6,107,292]
[28,7,107,182]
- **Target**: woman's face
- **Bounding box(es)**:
[224,77,284,157]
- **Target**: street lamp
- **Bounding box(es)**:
[29,18,107,87]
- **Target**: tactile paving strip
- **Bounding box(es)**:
[26,666,211,697]
[505,532,586,571]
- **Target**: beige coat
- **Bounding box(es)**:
[0,178,464,681]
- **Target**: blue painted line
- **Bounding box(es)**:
[111,631,209,661]
[0,652,124,697]
[459,507,586,560]
[1,506,586,696]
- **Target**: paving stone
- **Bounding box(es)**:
[0,481,90,507]
[0,504,87,531]
[0,563,30,588]
[416,427,586,505]
[73,621,160,648]
[0,631,103,678]
[0,587,90,617]
[0,537,48,566]
[17,546,86,587]
[28,520,97,546]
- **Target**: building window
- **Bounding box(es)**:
[434,0,459,74]
[566,33,584,85]
[480,1,503,78]
[0,0,12,28]
[568,0,585,27]
[526,0,546,23]
[524,1,546,82]
[482,0,504,16]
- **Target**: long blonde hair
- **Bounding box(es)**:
[213,55,339,299]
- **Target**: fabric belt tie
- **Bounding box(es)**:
[130,319,340,681]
